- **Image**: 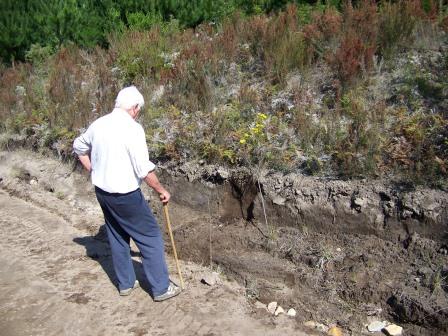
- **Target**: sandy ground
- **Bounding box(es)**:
[0,150,308,336]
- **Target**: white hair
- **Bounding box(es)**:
[115,86,145,110]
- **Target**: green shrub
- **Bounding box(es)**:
[415,76,444,99]
[331,89,385,177]
[264,6,309,83]
[378,1,418,58]
[25,44,54,67]
[127,12,164,31]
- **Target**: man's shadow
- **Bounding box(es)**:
[73,225,152,295]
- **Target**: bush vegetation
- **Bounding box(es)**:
[0,0,447,186]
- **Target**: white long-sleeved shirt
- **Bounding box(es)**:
[73,108,155,193]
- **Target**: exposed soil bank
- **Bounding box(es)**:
[158,161,448,335]
[159,161,448,243]
[1,150,447,335]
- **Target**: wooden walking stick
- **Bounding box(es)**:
[163,203,185,289]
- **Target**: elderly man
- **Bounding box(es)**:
[73,86,181,301]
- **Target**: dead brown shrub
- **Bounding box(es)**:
[329,0,378,84]
[0,67,24,119]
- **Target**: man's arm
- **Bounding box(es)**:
[73,127,93,172]
[78,154,92,172]
[144,171,170,204]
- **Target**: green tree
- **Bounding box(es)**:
[0,0,33,62]
[0,0,331,63]
[46,0,107,48]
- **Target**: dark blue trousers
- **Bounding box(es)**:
[95,187,169,296]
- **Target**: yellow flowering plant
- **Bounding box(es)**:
[237,113,269,164]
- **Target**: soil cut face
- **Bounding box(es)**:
[173,213,448,335]
[0,150,447,336]
[157,161,448,336]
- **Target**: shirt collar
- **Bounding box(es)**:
[112,107,134,120]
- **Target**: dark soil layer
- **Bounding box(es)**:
[157,165,448,336]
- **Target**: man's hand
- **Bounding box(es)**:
[159,190,171,204]
[144,171,171,203]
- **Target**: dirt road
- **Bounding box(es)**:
[0,151,306,336]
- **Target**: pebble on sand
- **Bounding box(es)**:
[267,302,277,315]
[274,306,285,316]
[367,321,386,332]
[286,308,296,317]
[384,324,403,336]
[200,272,220,286]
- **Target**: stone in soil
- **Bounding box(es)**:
[384,324,403,336]
[273,196,286,205]
[267,302,277,314]
[200,271,220,286]
[353,197,366,208]
[286,308,296,317]
[367,321,386,332]
[274,306,285,316]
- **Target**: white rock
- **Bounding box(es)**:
[273,197,286,206]
[267,302,277,314]
[336,248,341,252]
[384,324,403,335]
[200,271,220,286]
[286,308,296,317]
[367,321,386,332]
[30,179,38,185]
[354,197,366,207]
[274,306,285,316]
